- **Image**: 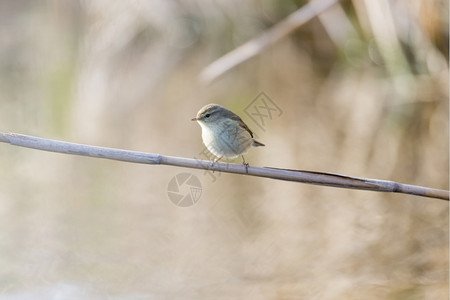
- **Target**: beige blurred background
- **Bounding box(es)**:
[0,0,448,299]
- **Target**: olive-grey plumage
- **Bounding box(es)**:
[192,104,264,163]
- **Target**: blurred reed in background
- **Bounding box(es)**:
[0,0,447,299]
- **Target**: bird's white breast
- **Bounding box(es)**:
[198,121,252,159]
[199,122,226,158]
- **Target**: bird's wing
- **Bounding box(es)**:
[224,111,254,138]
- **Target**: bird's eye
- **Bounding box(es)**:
[205,114,210,118]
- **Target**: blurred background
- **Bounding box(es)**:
[0,0,448,299]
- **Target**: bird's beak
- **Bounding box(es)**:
[191,117,198,121]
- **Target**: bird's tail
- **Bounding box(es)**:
[252,140,265,147]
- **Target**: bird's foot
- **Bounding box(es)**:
[241,156,249,173]
[211,156,223,172]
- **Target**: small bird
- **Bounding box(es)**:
[192,104,265,166]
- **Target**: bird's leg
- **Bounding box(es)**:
[241,155,249,173]
[211,156,223,172]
